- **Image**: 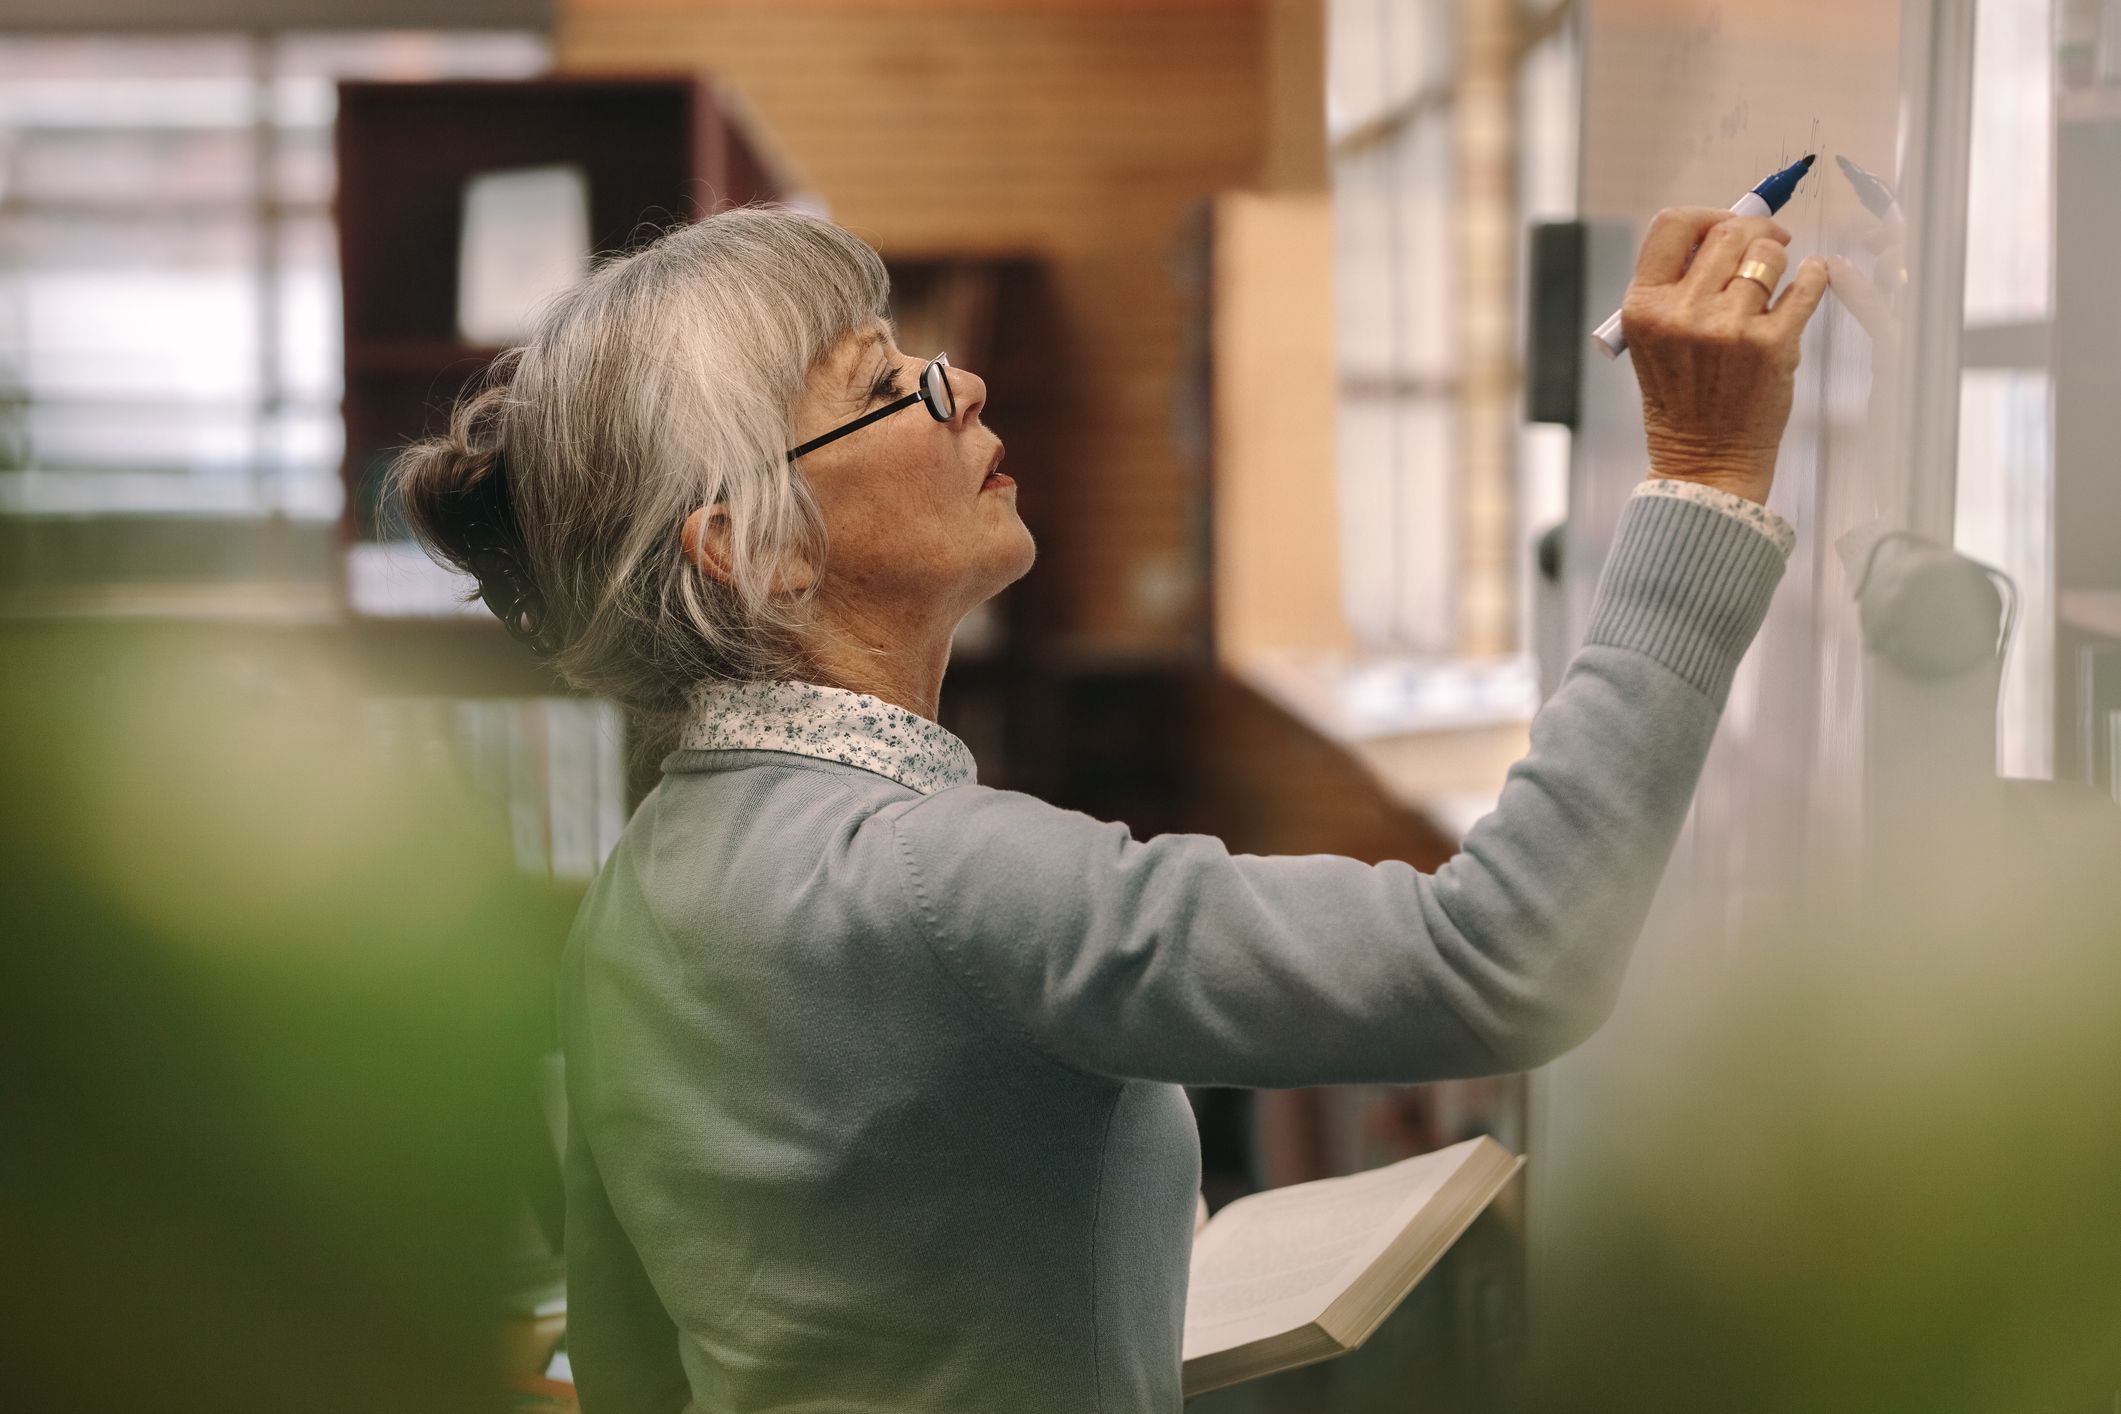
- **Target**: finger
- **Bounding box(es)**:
[1680,215,1793,297]
[1764,256,1831,339]
[1633,206,1739,286]
[1721,237,1789,313]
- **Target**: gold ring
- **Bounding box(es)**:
[1731,258,1778,297]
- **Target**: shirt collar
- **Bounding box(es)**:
[675,679,977,795]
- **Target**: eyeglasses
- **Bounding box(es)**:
[785,353,955,462]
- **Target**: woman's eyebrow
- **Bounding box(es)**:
[845,329,890,394]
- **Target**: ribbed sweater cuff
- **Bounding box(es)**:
[1583,491,1786,707]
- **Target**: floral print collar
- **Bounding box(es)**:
[676,679,977,795]
[1636,478,1796,558]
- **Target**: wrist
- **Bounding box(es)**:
[1642,436,1775,505]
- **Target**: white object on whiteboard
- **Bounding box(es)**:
[457,164,590,346]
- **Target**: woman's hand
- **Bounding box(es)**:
[1620,206,1831,505]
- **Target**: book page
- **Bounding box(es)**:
[1182,1139,1474,1359]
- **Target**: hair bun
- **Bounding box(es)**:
[384,378,562,658]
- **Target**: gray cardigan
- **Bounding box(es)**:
[559,487,1789,1413]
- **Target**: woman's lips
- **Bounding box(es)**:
[980,443,1011,491]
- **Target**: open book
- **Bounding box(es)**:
[1181,1135,1523,1399]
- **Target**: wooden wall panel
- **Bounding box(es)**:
[559,0,1272,651]
[1211,191,1348,662]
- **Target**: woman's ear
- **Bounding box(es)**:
[681,505,816,595]
[680,504,737,586]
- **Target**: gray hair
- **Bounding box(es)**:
[388,205,889,725]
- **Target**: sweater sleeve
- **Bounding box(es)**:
[1631,476,1795,556]
[885,491,1786,1088]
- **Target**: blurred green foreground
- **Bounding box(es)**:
[1,623,562,1413]
[1523,780,2121,1414]
[3,621,2115,1412]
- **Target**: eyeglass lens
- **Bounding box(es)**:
[924,358,955,421]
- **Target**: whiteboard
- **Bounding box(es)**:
[1528,0,1981,1287]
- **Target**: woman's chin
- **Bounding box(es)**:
[978,524,1037,599]
[1004,523,1037,582]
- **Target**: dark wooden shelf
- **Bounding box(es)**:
[346,339,511,377]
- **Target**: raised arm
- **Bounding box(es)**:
[889,485,1781,1087]
[884,209,1829,1090]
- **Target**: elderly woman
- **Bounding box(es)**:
[393,204,1825,1412]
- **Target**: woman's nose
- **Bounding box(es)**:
[947,363,988,428]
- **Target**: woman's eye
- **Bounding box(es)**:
[871,369,904,402]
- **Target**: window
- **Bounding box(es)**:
[1329,0,1461,653]
[1327,0,1579,670]
[0,31,548,521]
[1955,0,2055,779]
[0,32,630,883]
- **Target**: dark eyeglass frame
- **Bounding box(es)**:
[785,353,954,462]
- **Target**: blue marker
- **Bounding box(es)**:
[1593,153,1817,358]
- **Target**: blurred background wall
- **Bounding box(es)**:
[2,0,548,24]
[561,0,1321,654]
